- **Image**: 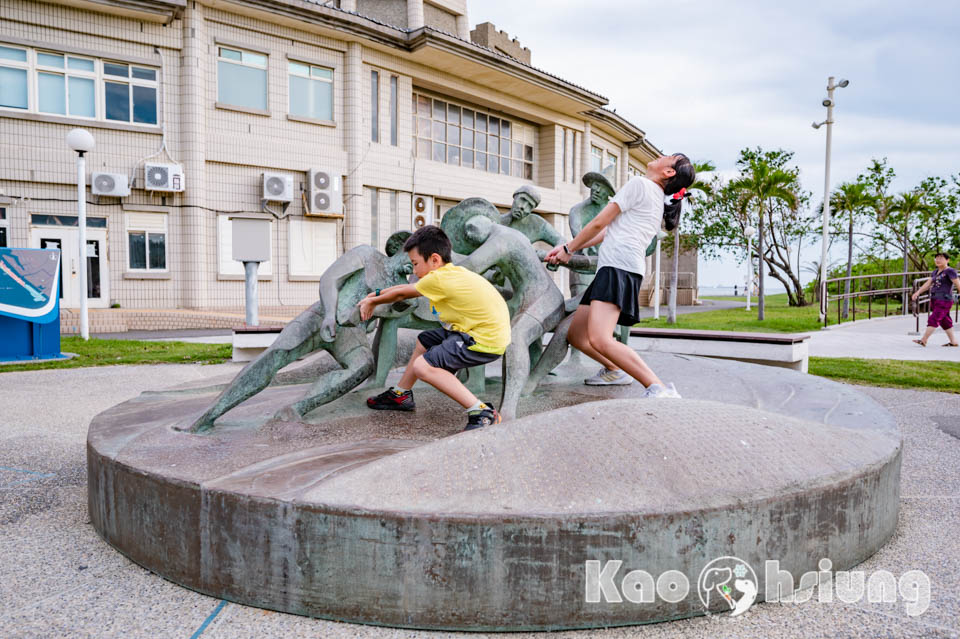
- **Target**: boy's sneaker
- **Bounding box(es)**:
[366,388,416,411]
[642,383,681,399]
[584,367,634,386]
[465,403,501,431]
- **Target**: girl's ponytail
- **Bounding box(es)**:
[662,154,695,231]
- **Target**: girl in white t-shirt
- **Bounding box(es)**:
[546,153,695,398]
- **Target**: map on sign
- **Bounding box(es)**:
[0,248,61,323]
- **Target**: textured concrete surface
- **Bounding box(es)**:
[85,354,899,630]
[1,364,957,637]
[810,315,960,361]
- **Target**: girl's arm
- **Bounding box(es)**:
[546,202,620,264]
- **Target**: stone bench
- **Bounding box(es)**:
[232,325,283,362]
[629,327,811,372]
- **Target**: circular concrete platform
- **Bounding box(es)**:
[87,354,901,630]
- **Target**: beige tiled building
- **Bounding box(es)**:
[0,0,672,327]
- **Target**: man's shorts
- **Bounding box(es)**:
[928,299,954,330]
[418,328,501,373]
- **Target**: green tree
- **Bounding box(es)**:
[727,149,801,319]
[829,181,875,318]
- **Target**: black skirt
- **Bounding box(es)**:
[579,266,644,326]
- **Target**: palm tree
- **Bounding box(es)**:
[667,160,715,324]
[830,182,875,318]
[888,191,929,307]
[728,161,799,320]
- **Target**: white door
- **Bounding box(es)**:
[31,227,109,308]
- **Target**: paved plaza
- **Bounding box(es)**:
[809,315,960,361]
[2,362,959,638]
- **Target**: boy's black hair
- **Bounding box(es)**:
[935,251,950,260]
[403,225,452,263]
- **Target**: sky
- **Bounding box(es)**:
[470,0,960,287]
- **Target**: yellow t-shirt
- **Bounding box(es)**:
[414,263,511,355]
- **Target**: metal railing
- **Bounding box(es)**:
[820,271,928,327]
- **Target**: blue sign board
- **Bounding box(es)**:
[0,248,63,361]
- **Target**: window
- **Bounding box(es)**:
[217,215,272,276]
[608,153,618,187]
[572,131,580,183]
[628,165,642,179]
[0,207,7,248]
[288,217,337,277]
[370,70,379,142]
[590,145,603,173]
[288,61,332,120]
[126,212,167,271]
[412,91,535,179]
[389,190,398,233]
[0,45,157,124]
[389,75,398,146]
[103,62,157,124]
[0,45,28,110]
[368,187,378,248]
[562,128,569,183]
[217,46,267,111]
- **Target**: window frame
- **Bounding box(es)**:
[411,89,535,180]
[0,44,159,125]
[0,207,8,248]
[125,212,169,273]
[590,145,603,173]
[216,45,269,113]
[287,59,334,122]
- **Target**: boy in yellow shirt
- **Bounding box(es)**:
[358,226,511,430]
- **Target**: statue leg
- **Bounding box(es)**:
[185,305,325,433]
[279,328,375,420]
[373,316,401,387]
[498,313,542,421]
[464,365,486,395]
[528,339,544,371]
[523,312,574,396]
[618,325,631,344]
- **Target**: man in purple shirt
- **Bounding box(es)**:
[911,252,960,347]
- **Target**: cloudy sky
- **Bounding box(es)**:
[471,0,960,287]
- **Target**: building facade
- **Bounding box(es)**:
[1,0,672,323]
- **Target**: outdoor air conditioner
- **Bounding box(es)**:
[91,172,130,197]
[306,168,342,215]
[144,162,185,192]
[261,172,294,203]
[412,194,434,228]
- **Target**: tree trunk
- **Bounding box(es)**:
[842,214,853,319]
[757,205,765,321]
[667,229,679,324]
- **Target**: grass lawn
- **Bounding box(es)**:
[0,336,232,373]
[638,293,904,334]
[809,357,960,394]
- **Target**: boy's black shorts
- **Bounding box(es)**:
[418,328,501,373]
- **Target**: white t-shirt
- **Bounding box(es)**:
[597,176,664,276]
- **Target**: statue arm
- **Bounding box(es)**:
[538,220,565,248]
[317,250,368,340]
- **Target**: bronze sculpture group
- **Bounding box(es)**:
[188,174,647,433]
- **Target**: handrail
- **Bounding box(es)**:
[912,276,960,333]
[819,271,930,328]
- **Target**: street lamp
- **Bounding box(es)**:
[744,225,756,311]
[813,76,849,321]
[66,128,94,340]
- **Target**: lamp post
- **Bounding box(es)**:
[66,128,95,340]
[653,230,668,319]
[813,76,849,322]
[744,225,756,311]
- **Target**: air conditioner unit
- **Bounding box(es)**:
[144,162,185,192]
[261,172,294,203]
[412,194,434,229]
[306,168,342,215]
[91,172,130,197]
